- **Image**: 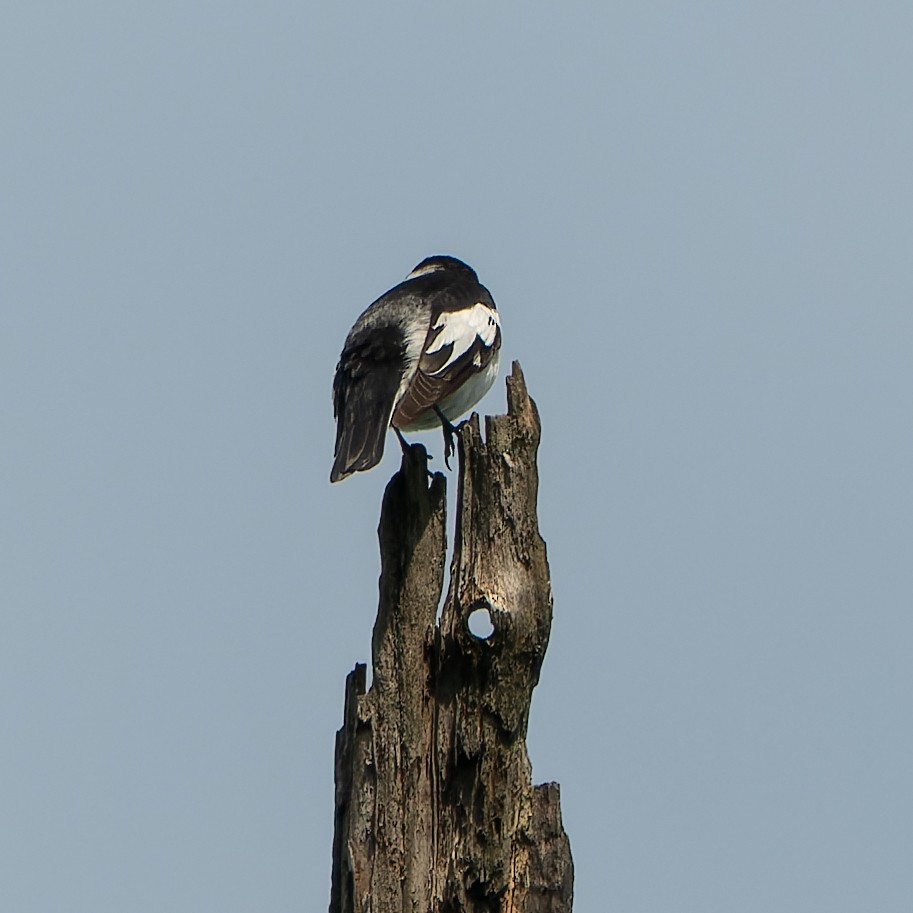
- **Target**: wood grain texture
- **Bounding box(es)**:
[330,363,573,913]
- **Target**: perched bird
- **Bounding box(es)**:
[331,255,501,482]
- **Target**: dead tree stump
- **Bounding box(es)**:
[330,362,573,913]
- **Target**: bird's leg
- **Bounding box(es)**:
[393,426,411,455]
[393,425,436,479]
[433,406,458,470]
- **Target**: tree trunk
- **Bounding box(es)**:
[329,362,573,913]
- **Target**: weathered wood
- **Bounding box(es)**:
[330,363,573,913]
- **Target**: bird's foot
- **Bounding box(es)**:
[434,406,459,470]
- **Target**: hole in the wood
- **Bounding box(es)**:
[467,607,495,640]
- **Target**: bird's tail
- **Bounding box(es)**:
[330,375,397,483]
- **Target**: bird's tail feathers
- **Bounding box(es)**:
[330,380,396,483]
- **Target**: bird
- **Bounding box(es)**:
[331,255,502,483]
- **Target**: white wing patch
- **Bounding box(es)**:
[425,303,500,377]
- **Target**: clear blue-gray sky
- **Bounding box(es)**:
[3,2,912,911]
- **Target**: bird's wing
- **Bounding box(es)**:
[392,300,501,428]
[331,323,405,482]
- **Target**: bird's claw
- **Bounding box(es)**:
[434,406,458,470]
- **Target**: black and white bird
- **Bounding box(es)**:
[331,255,501,483]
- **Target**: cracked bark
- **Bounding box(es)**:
[329,362,573,913]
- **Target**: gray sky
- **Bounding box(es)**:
[3,2,912,911]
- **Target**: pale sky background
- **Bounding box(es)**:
[2,2,912,911]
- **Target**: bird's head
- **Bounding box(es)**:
[405,255,477,282]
